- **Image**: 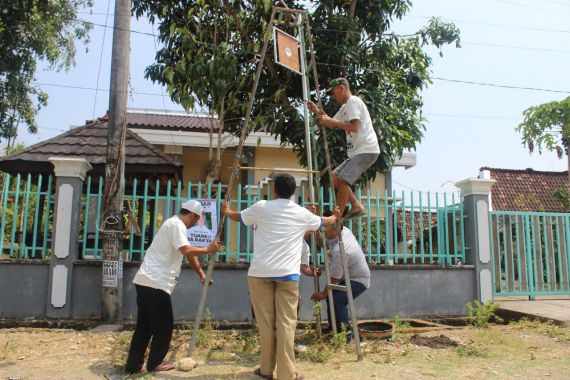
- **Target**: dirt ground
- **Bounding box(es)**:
[1,320,570,379]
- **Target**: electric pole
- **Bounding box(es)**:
[101,0,131,324]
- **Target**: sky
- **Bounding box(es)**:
[26,0,570,197]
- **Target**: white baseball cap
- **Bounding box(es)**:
[181,200,203,217]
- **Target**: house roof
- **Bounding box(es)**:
[481,167,568,212]
[0,117,182,178]
[126,110,217,131]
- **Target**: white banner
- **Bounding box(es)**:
[187,199,218,247]
[102,260,118,287]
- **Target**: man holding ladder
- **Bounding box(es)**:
[222,173,340,380]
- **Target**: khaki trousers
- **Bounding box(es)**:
[248,276,299,380]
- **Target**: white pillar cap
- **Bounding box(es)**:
[455,178,496,197]
[48,157,92,181]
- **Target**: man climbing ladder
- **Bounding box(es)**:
[307,78,380,219]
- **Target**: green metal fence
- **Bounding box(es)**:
[77,177,465,266]
[0,173,54,259]
[490,211,570,298]
[0,173,465,265]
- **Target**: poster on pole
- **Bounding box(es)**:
[274,28,301,74]
[102,260,119,287]
[187,199,217,247]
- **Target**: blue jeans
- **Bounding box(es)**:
[326,280,367,334]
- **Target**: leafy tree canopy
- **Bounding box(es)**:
[133,0,460,184]
[0,0,92,149]
[516,96,570,158]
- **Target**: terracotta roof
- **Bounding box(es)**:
[395,210,439,239]
[126,111,217,131]
[481,167,568,212]
[0,118,182,177]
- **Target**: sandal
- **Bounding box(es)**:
[343,209,367,220]
[294,372,305,380]
[151,361,176,372]
[254,367,273,380]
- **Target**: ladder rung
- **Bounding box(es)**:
[328,284,347,292]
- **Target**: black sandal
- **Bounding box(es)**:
[254,367,273,380]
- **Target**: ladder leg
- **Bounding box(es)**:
[321,241,338,335]
[303,12,364,361]
[187,9,278,357]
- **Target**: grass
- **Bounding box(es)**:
[44,319,567,379]
[0,338,18,360]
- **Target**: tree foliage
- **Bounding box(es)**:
[516,96,570,201]
[133,0,460,184]
[516,97,570,158]
[0,0,92,149]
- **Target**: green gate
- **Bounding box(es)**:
[490,211,570,298]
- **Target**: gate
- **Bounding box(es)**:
[490,211,570,298]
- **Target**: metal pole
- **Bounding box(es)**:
[188,9,278,357]
[298,14,322,336]
[303,13,363,361]
[101,0,130,324]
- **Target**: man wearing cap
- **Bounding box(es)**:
[125,200,220,374]
[310,211,370,341]
[222,173,341,380]
[307,78,380,219]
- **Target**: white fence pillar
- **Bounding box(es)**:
[46,157,91,318]
[456,178,496,303]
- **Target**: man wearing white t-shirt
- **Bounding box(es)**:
[307,78,380,219]
[222,173,340,380]
[125,200,220,374]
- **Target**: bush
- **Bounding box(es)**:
[466,301,503,328]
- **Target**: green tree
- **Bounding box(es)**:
[516,97,570,204]
[0,0,92,149]
[133,0,460,184]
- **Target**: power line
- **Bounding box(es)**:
[32,81,166,97]
[92,0,112,119]
[425,113,520,121]
[432,77,570,94]
[494,0,570,15]
[406,15,570,34]
[463,41,570,54]
[534,0,570,7]
[79,17,570,57]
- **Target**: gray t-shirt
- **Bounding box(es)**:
[326,228,371,288]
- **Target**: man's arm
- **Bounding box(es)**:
[188,256,214,285]
[311,277,339,301]
[178,241,219,258]
[321,206,342,227]
[221,201,241,222]
[318,116,359,133]
[306,100,359,132]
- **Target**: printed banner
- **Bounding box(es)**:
[187,199,217,247]
[102,260,119,287]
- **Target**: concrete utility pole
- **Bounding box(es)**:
[101,0,131,324]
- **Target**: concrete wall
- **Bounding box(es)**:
[0,261,474,321]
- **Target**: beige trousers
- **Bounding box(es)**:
[248,276,299,380]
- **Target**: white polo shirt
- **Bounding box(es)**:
[241,199,322,278]
[133,215,189,294]
[333,95,380,157]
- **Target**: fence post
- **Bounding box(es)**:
[456,178,496,303]
[46,157,92,318]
